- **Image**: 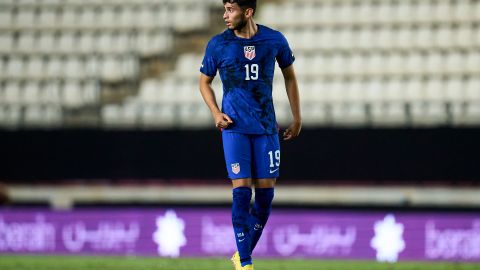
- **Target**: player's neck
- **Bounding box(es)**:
[234,19,257,39]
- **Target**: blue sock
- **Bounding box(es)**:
[249,188,274,253]
[232,187,253,266]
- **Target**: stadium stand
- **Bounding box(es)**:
[0,0,479,129]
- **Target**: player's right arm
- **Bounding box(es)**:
[199,74,233,129]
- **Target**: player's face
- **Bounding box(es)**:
[223,3,247,31]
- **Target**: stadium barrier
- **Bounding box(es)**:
[0,208,479,263]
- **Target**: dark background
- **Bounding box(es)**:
[1,128,479,184]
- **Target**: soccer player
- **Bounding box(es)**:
[199,1,301,269]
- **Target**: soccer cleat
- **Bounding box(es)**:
[231,251,241,270]
[230,252,254,270]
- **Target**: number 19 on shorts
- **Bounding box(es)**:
[268,150,280,170]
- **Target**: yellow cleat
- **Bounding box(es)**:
[230,252,254,270]
[230,252,241,270]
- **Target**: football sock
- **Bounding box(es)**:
[232,186,253,266]
[249,187,274,252]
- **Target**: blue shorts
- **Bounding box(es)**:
[222,132,280,180]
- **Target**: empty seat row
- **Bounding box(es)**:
[0,80,100,108]
[293,50,480,78]
[102,102,212,129]
[0,4,209,32]
[0,30,173,56]
[168,50,480,81]
[279,76,480,104]
[0,55,138,81]
[298,101,480,127]
[3,0,216,7]
[136,75,480,108]
[260,0,480,27]
[138,78,214,104]
[99,100,480,129]
[0,105,63,128]
[283,25,480,52]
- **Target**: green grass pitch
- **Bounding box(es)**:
[0,256,479,270]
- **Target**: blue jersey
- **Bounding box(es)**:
[200,25,295,134]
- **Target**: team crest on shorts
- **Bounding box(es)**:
[244,46,255,60]
[231,163,241,174]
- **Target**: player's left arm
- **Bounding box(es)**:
[281,65,302,140]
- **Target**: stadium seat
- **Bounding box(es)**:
[5,56,25,79]
[46,57,64,79]
[0,105,21,127]
[139,79,160,104]
[98,6,117,29]
[84,56,100,79]
[404,78,424,102]
[15,7,36,28]
[331,102,367,126]
[466,51,480,73]
[434,26,454,49]
[62,81,83,108]
[176,80,199,104]
[462,103,480,125]
[38,8,57,28]
[78,32,96,53]
[178,103,211,128]
[175,53,203,79]
[363,79,383,103]
[454,25,474,48]
[41,80,62,104]
[301,103,327,126]
[371,102,407,126]
[3,81,21,104]
[423,77,445,102]
[24,56,45,80]
[465,77,480,101]
[411,102,448,126]
[0,33,13,53]
[0,8,13,28]
[455,0,472,22]
[59,6,79,28]
[383,78,404,102]
[444,77,465,102]
[140,104,176,128]
[100,56,122,81]
[434,1,451,23]
[425,52,444,75]
[78,7,97,29]
[22,81,41,105]
[413,26,435,50]
[17,32,36,53]
[82,80,100,105]
[37,32,56,54]
[58,32,78,54]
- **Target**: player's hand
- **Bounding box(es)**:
[214,112,233,129]
[283,120,302,140]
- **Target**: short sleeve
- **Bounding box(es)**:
[200,39,218,77]
[276,33,295,69]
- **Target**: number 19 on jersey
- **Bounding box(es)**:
[244,64,259,80]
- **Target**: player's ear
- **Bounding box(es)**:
[244,7,254,18]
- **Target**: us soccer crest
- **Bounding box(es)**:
[244,46,255,60]
[231,163,241,174]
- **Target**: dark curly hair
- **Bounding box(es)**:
[223,0,257,15]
